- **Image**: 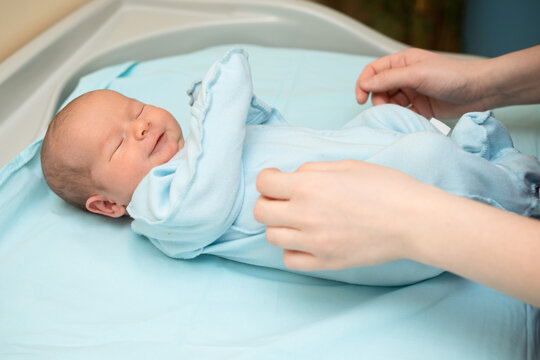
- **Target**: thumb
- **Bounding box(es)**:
[359,67,418,93]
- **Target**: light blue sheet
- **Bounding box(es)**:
[0,45,538,359]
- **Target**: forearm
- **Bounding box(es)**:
[477,45,540,109]
[403,186,540,307]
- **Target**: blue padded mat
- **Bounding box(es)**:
[0,45,538,359]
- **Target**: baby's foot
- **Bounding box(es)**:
[450,111,514,161]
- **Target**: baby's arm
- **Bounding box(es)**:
[129,49,254,258]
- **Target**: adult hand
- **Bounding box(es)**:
[254,161,540,307]
[356,48,489,119]
[254,160,438,271]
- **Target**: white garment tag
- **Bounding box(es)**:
[429,118,451,135]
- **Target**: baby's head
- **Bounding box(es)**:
[41,89,184,217]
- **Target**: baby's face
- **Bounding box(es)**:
[67,90,184,212]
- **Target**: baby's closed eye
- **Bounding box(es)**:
[109,136,124,161]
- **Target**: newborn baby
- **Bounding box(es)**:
[41,49,540,285]
[41,88,184,215]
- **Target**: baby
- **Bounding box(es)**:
[41,88,184,216]
[41,49,540,285]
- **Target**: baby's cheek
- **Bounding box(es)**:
[128,161,151,186]
[161,143,178,165]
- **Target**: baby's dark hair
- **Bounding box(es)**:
[41,94,98,210]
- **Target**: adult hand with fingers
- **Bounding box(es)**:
[356,45,540,119]
[254,159,540,307]
[254,160,431,271]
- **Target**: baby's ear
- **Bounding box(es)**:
[86,195,126,218]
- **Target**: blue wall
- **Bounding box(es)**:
[463,0,540,57]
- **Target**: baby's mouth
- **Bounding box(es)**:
[151,132,166,155]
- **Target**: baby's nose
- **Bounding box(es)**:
[134,119,149,140]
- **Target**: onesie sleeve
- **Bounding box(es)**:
[127,49,253,258]
[246,95,287,126]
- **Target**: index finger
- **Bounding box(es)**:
[356,51,412,92]
[355,62,376,104]
[256,168,296,200]
[356,54,399,104]
[257,161,357,199]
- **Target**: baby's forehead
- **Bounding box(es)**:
[58,92,116,137]
[78,89,130,107]
[67,90,133,124]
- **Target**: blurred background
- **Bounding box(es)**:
[0,0,539,62]
[314,0,465,52]
[312,0,540,55]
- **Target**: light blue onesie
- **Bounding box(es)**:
[127,49,540,286]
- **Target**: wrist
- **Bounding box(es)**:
[475,45,540,109]
[468,58,501,111]
[481,57,516,109]
[389,183,445,262]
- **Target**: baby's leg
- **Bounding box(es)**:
[451,111,540,212]
[343,104,439,135]
[450,111,514,161]
[368,126,540,216]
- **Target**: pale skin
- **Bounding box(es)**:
[254,45,540,307]
[59,90,184,217]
